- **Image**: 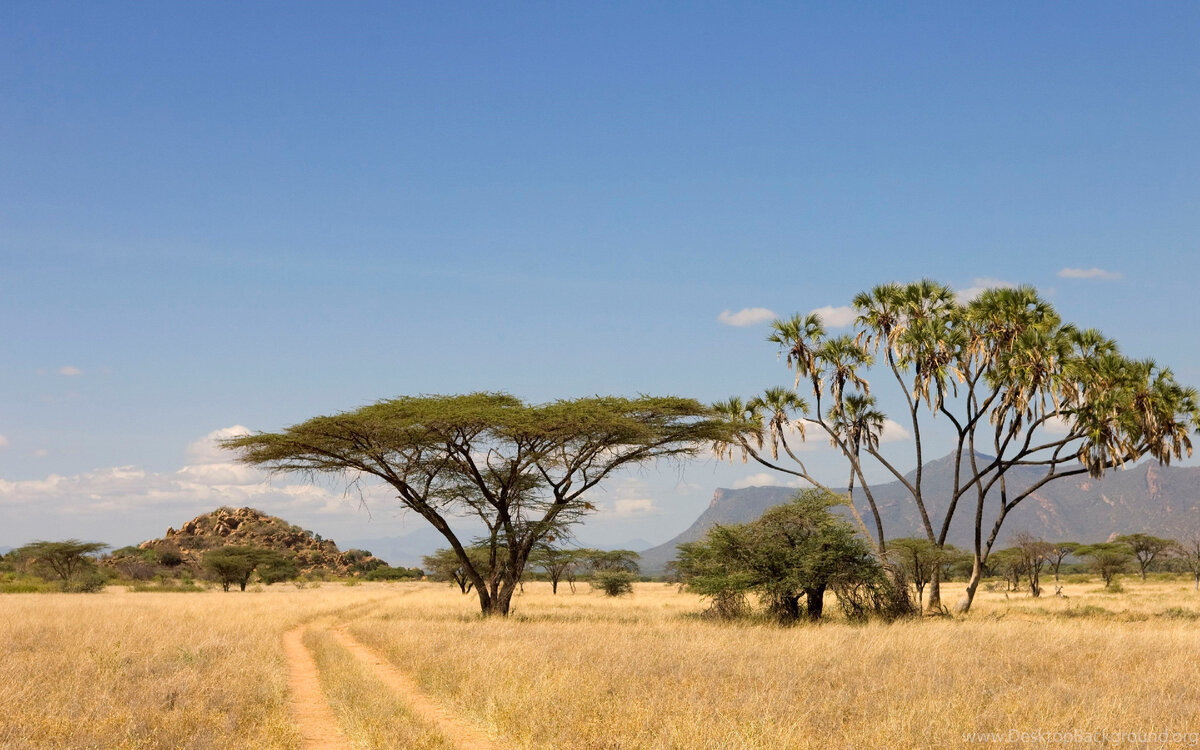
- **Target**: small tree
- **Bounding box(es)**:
[988,548,1026,592]
[203,546,268,591]
[581,549,640,597]
[16,540,108,591]
[1115,534,1176,580]
[674,490,895,623]
[1012,532,1054,597]
[1048,542,1079,585]
[529,544,583,595]
[887,537,953,607]
[257,552,300,585]
[1077,543,1133,588]
[1177,536,1200,592]
[592,570,636,597]
[584,549,641,574]
[423,547,490,594]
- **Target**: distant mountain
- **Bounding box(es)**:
[340,527,449,568]
[639,486,801,573]
[639,453,1200,573]
[0,546,12,556]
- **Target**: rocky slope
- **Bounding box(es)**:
[127,506,386,576]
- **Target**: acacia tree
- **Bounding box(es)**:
[1177,535,1200,591]
[204,546,262,591]
[988,548,1026,591]
[1115,533,1176,580]
[1049,542,1079,585]
[714,281,1199,613]
[223,393,726,616]
[887,537,954,607]
[529,543,584,594]
[1012,532,1054,597]
[1077,543,1133,588]
[423,546,491,593]
[16,540,108,589]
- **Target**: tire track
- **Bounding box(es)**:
[282,626,352,750]
[331,628,502,750]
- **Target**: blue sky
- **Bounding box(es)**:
[2,3,1199,555]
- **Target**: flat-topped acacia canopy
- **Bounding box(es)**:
[221,392,729,615]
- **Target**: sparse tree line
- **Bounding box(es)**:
[669,503,1200,622]
[0,540,423,593]
[422,544,642,598]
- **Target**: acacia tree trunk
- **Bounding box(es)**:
[804,584,826,620]
[955,557,984,614]
[926,565,942,612]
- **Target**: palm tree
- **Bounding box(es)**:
[829,393,887,549]
[767,313,825,390]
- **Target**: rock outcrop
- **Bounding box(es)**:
[129,506,385,576]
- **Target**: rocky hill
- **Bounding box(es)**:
[639,453,1200,573]
[125,506,387,576]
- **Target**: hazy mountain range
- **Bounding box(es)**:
[639,452,1200,573]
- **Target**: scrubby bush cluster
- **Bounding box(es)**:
[674,490,913,623]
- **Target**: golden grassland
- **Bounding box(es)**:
[3,577,1200,749]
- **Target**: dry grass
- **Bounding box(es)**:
[3,576,1200,748]
[350,579,1200,749]
[0,585,393,749]
[303,627,454,749]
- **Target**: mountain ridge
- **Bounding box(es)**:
[639,453,1200,573]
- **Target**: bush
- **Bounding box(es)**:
[63,570,107,593]
[129,580,205,593]
[364,566,420,581]
[116,560,158,581]
[158,550,183,567]
[592,571,635,597]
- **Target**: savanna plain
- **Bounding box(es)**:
[3,579,1200,750]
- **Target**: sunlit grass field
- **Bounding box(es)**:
[3,577,1200,749]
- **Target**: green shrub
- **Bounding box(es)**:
[129,580,204,593]
[63,570,107,593]
[592,571,635,597]
[364,566,419,581]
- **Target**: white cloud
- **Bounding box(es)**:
[879,418,911,444]
[732,472,800,489]
[1057,267,1122,281]
[718,307,777,327]
[0,435,8,449]
[956,277,1016,302]
[57,366,82,376]
[0,426,382,518]
[186,425,253,465]
[809,305,856,329]
[608,498,658,518]
[1043,415,1072,435]
[33,448,48,458]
